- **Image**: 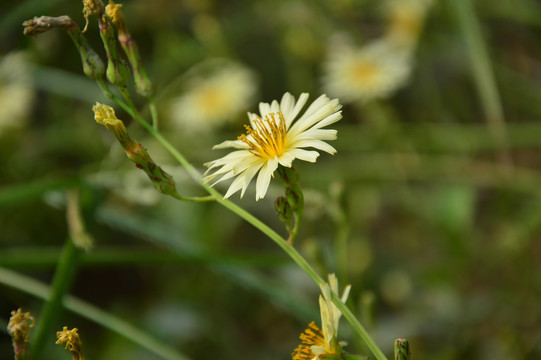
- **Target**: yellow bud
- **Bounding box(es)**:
[56,326,84,360]
[93,102,118,126]
[8,308,34,343]
[93,103,135,150]
[82,0,106,32]
[105,1,124,26]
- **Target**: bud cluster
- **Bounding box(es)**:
[275,166,305,244]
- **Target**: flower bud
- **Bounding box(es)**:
[56,327,84,360]
[286,186,303,211]
[93,103,180,198]
[278,166,299,185]
[106,1,155,97]
[7,308,34,359]
[394,338,410,360]
[22,16,105,79]
[275,196,293,225]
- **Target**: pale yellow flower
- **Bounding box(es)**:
[169,60,257,132]
[204,92,342,200]
[292,274,351,360]
[0,52,34,134]
[322,37,412,104]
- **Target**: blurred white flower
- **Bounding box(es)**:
[204,92,342,201]
[322,38,412,104]
[384,0,435,47]
[0,52,34,134]
[169,60,257,132]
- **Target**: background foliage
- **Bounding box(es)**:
[1,0,541,359]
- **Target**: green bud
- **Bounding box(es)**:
[286,186,303,211]
[127,143,178,197]
[105,55,130,87]
[106,1,155,98]
[97,14,130,86]
[278,166,299,185]
[275,196,293,225]
[22,16,105,79]
[66,23,105,79]
[394,338,410,360]
[94,103,180,199]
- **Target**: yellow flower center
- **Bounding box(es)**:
[196,86,229,120]
[238,112,287,159]
[350,60,379,86]
[292,321,325,360]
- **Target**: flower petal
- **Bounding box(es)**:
[259,102,271,117]
[255,158,278,200]
[289,98,342,136]
[288,148,320,162]
[286,92,309,128]
[212,139,249,150]
[294,139,337,154]
[278,151,296,168]
[279,92,295,123]
[240,163,263,197]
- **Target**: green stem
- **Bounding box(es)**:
[332,294,388,360]
[450,0,512,167]
[29,238,81,360]
[96,81,389,360]
[0,267,190,360]
[149,97,159,130]
[171,194,215,202]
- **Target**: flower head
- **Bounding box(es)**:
[293,274,351,360]
[204,92,342,200]
[322,37,412,104]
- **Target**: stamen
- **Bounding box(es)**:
[238,112,287,159]
[292,322,325,360]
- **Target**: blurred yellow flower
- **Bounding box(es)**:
[204,92,342,200]
[169,60,257,133]
[384,0,435,47]
[322,37,412,104]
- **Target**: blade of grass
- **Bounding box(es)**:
[0,177,81,209]
[29,238,81,360]
[0,266,191,360]
[450,0,512,166]
[0,247,288,268]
